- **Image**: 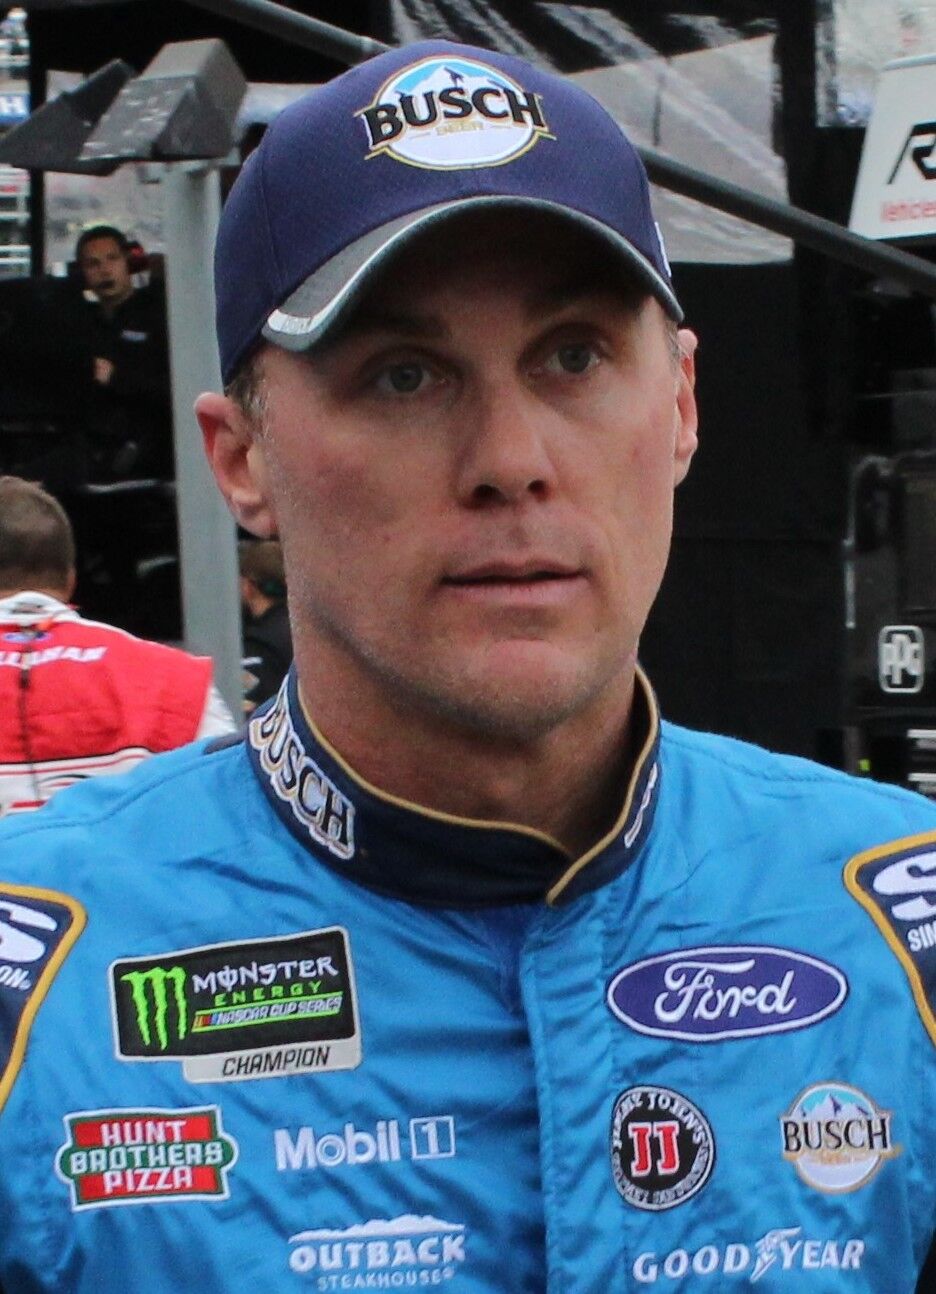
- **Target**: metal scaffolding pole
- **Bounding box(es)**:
[161,162,243,716]
[183,0,387,64]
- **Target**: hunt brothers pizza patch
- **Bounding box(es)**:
[55,1106,237,1209]
[110,927,361,1083]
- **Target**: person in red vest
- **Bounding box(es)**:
[0,476,234,816]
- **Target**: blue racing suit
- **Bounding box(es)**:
[0,668,934,1291]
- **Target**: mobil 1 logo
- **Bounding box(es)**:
[611,1086,715,1211]
[110,927,361,1082]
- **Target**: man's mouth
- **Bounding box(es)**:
[440,562,584,605]
[443,562,580,586]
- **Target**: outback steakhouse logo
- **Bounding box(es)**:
[611,1085,715,1211]
[55,1106,237,1209]
[288,1215,467,1281]
[358,55,550,169]
[110,928,361,1083]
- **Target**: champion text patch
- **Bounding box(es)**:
[0,884,86,1112]
[110,927,361,1082]
[844,830,936,1045]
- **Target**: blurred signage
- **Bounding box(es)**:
[0,91,27,125]
[817,0,936,126]
[850,54,936,239]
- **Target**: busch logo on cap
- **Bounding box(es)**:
[358,55,551,170]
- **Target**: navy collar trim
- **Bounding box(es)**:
[245,667,661,908]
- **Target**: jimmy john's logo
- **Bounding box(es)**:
[358,55,551,170]
[611,1085,715,1212]
[110,928,361,1083]
[55,1106,237,1210]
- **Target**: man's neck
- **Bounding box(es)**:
[295,652,638,859]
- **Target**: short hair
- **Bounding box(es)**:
[0,476,76,592]
[75,224,129,261]
[225,351,268,432]
[238,538,286,599]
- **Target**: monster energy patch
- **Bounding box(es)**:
[110,928,360,1082]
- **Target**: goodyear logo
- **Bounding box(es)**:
[357,55,551,170]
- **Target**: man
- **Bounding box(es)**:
[0,41,932,1292]
[75,224,172,480]
[0,476,233,816]
[238,538,292,712]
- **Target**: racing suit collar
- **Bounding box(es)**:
[246,665,661,908]
[0,592,79,628]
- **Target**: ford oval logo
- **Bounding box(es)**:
[607,946,849,1042]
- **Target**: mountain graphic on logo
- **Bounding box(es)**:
[798,1090,871,1125]
[290,1215,465,1243]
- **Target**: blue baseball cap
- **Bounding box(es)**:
[216,40,682,386]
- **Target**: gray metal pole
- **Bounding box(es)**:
[183,0,387,65]
[161,162,243,717]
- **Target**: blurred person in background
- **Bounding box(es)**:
[0,476,233,816]
[239,537,292,712]
[75,223,172,481]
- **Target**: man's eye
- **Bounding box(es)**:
[545,343,599,375]
[375,363,430,395]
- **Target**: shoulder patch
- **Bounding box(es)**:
[0,884,86,1112]
[844,830,936,1046]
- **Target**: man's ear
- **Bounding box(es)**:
[673,328,699,487]
[195,392,277,538]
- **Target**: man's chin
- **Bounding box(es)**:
[416,648,617,744]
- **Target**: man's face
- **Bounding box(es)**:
[219,215,697,742]
[78,236,133,306]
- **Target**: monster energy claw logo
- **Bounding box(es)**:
[121,966,188,1051]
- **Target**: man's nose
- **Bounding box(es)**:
[456,383,558,507]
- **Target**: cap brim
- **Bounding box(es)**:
[262,195,682,353]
